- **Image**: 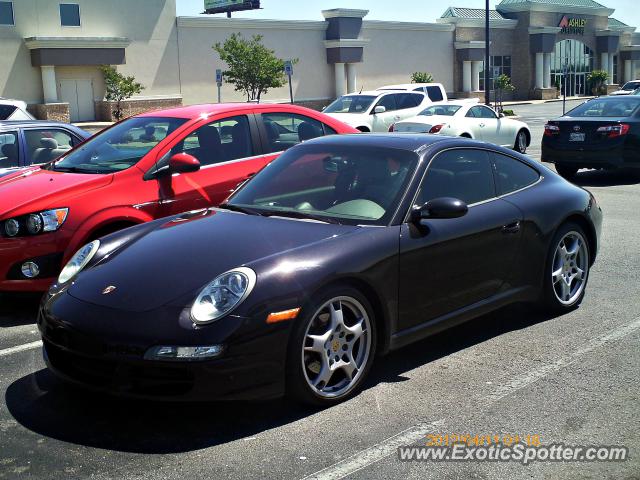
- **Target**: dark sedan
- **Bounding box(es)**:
[0,120,90,177]
[542,95,640,179]
[38,134,602,405]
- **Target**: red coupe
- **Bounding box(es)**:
[0,103,357,291]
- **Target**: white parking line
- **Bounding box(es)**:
[301,316,640,480]
[0,340,42,357]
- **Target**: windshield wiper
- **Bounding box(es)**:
[262,209,341,224]
[217,203,266,216]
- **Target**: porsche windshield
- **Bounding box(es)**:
[51,117,187,173]
[227,144,419,226]
[324,96,376,114]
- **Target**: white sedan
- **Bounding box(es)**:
[390,101,531,153]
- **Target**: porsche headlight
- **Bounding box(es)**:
[58,240,100,284]
[191,267,256,324]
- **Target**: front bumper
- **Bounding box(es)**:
[0,231,70,292]
[38,291,291,401]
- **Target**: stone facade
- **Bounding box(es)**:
[95,97,183,121]
[28,103,71,122]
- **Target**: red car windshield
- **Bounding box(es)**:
[51,117,187,174]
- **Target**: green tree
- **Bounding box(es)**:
[411,72,434,83]
[494,74,515,112]
[214,33,296,102]
[587,70,609,96]
[100,65,144,121]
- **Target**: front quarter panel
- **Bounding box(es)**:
[230,226,402,355]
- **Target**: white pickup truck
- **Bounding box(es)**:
[376,83,448,103]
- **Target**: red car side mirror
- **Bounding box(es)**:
[168,153,200,174]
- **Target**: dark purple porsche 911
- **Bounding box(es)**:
[38,133,602,405]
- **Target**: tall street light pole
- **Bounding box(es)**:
[485,0,491,106]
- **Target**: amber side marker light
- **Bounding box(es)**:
[266,308,301,324]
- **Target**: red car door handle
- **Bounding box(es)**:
[246,172,256,179]
[502,221,521,234]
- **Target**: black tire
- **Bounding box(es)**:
[356,126,370,133]
[460,133,472,139]
[539,222,590,313]
[556,165,578,180]
[514,129,528,153]
[286,285,377,406]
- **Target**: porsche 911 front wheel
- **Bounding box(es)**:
[287,287,376,405]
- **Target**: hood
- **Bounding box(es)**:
[0,168,113,218]
[394,115,451,132]
[68,209,359,312]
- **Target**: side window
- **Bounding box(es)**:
[397,93,423,109]
[417,149,495,206]
[375,94,397,112]
[426,86,444,102]
[24,129,74,165]
[478,106,497,119]
[176,115,252,165]
[261,112,327,153]
[0,105,17,120]
[0,131,19,168]
[466,107,480,118]
[492,152,539,195]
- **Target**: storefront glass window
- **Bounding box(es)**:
[479,56,512,91]
[551,39,594,96]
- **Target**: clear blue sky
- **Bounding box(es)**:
[177,0,638,27]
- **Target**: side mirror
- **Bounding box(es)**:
[410,197,468,222]
[373,105,386,114]
[168,153,200,174]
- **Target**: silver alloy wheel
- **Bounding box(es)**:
[302,296,372,399]
[551,230,589,305]
[517,131,527,152]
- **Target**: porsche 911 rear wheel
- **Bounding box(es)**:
[287,287,376,405]
[541,223,590,312]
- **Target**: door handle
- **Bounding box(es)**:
[502,221,521,234]
[394,115,401,120]
[245,172,256,179]
[479,123,485,127]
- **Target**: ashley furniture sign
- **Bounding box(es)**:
[559,15,587,35]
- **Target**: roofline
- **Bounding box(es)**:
[437,17,518,29]
[496,2,614,17]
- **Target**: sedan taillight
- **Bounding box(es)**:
[596,124,630,138]
[429,124,445,134]
[544,124,560,136]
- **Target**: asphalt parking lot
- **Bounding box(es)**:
[1,99,639,479]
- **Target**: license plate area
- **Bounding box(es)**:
[569,132,585,142]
